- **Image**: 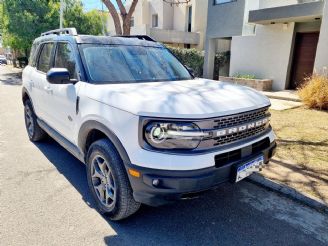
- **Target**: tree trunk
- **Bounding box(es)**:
[102,0,138,36]
[122,16,131,35]
[102,0,122,35]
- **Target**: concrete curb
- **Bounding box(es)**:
[246,173,328,214]
[265,95,301,102]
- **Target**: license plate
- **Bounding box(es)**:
[235,156,264,183]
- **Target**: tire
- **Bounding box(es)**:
[24,100,47,142]
[86,139,141,220]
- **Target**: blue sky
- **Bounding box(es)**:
[82,0,104,11]
[82,0,119,11]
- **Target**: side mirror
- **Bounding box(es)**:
[46,68,71,84]
[185,65,195,77]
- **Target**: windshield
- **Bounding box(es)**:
[80,44,192,83]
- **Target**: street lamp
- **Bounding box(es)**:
[60,0,64,28]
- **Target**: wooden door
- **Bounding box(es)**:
[289,32,319,89]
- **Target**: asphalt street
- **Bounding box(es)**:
[1,65,328,246]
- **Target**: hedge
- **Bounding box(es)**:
[168,47,230,78]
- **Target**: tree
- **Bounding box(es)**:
[64,1,103,35]
[2,0,60,56]
[2,0,104,57]
[102,0,138,35]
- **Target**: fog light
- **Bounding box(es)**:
[152,179,160,186]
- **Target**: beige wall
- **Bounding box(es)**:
[315,1,328,72]
[259,0,299,9]
[230,23,295,91]
[106,0,208,49]
[108,0,209,50]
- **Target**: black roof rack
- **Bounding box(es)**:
[41,28,77,37]
[115,35,156,42]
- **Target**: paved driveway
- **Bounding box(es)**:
[1,66,328,246]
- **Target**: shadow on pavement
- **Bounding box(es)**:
[0,71,22,86]
[34,138,323,246]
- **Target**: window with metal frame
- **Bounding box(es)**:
[152,14,158,27]
[214,0,236,5]
[130,17,135,27]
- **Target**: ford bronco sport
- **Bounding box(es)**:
[22,28,276,220]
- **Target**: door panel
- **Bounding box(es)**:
[35,42,55,120]
[289,32,319,89]
[46,42,79,142]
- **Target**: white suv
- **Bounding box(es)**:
[22,28,276,220]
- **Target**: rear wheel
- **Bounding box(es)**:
[24,100,47,141]
[86,139,140,220]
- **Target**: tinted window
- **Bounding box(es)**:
[28,43,38,67]
[152,14,158,27]
[214,0,235,4]
[54,43,77,79]
[37,43,54,73]
[81,45,192,84]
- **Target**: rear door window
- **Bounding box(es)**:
[28,43,38,67]
[37,43,54,73]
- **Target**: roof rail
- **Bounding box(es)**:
[116,35,156,42]
[41,28,77,37]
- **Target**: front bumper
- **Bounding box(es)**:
[127,140,276,206]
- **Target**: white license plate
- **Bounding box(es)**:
[235,156,264,183]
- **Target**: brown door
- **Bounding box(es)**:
[289,32,319,89]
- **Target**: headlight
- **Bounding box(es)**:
[144,122,209,150]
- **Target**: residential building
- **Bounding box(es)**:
[204,0,328,91]
[106,0,208,49]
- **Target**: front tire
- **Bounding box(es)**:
[86,139,141,220]
[24,100,47,141]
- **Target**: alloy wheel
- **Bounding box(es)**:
[25,105,34,137]
[91,155,117,210]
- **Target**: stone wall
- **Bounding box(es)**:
[219,76,273,91]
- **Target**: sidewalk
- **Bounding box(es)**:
[262,90,301,102]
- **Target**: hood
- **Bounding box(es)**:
[87,79,271,119]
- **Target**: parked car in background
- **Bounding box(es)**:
[0,55,8,65]
[22,28,276,220]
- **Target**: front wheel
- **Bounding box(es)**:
[86,139,141,220]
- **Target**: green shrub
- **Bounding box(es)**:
[214,51,231,78]
[298,74,328,110]
[168,47,204,77]
[167,47,230,78]
[234,73,257,79]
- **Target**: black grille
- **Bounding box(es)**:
[196,107,270,149]
[213,107,268,129]
[213,125,266,146]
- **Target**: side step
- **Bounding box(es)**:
[37,119,85,163]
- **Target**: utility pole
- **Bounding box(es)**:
[60,0,64,28]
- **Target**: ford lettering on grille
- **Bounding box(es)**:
[214,118,269,137]
[195,107,271,149]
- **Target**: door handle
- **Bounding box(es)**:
[44,86,53,94]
